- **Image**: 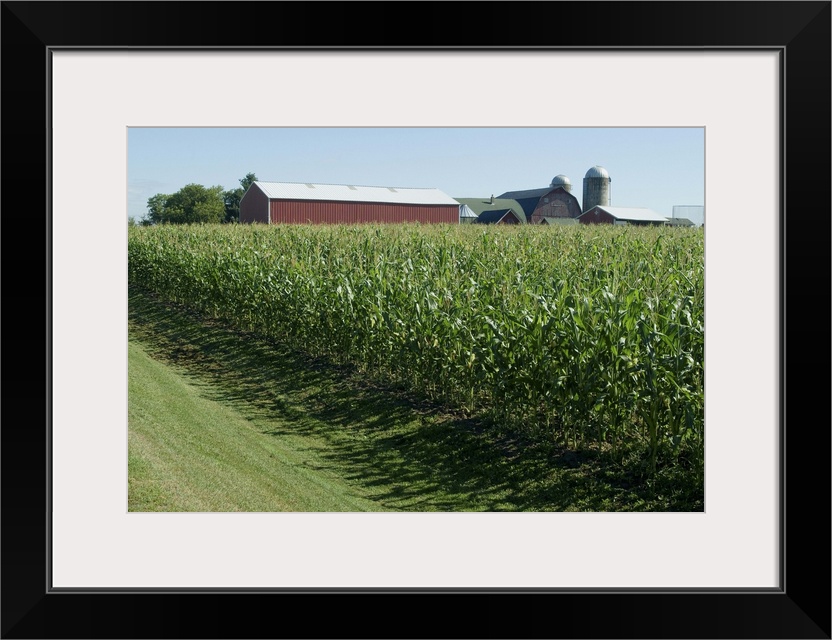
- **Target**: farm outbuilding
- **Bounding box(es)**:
[454,197,527,224]
[458,203,479,224]
[473,209,524,225]
[665,217,696,227]
[578,205,668,226]
[239,181,461,225]
[538,216,578,226]
[672,205,705,227]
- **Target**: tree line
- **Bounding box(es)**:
[134,173,257,225]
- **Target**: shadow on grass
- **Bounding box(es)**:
[128,285,701,511]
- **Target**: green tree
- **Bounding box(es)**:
[146,184,226,225]
[146,193,170,223]
[223,172,258,223]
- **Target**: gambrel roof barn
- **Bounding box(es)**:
[496,185,583,222]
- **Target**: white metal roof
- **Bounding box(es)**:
[458,204,479,218]
[589,206,668,222]
[253,181,459,206]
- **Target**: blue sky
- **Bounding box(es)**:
[128,127,705,225]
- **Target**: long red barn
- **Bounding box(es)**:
[240,181,460,225]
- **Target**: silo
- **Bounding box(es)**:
[582,165,611,212]
[550,174,572,193]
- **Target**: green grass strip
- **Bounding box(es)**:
[129,339,387,512]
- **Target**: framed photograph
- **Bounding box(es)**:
[3,1,829,638]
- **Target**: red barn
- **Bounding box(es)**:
[578,205,669,226]
[496,186,583,222]
[239,181,460,225]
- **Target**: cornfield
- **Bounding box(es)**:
[129,223,704,472]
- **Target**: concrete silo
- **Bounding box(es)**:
[550,174,572,193]
[582,165,611,213]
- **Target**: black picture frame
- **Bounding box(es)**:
[2,2,829,638]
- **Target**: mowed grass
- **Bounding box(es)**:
[129,285,704,511]
[129,340,385,511]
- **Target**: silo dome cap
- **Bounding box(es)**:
[585,165,610,179]
[550,174,571,187]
